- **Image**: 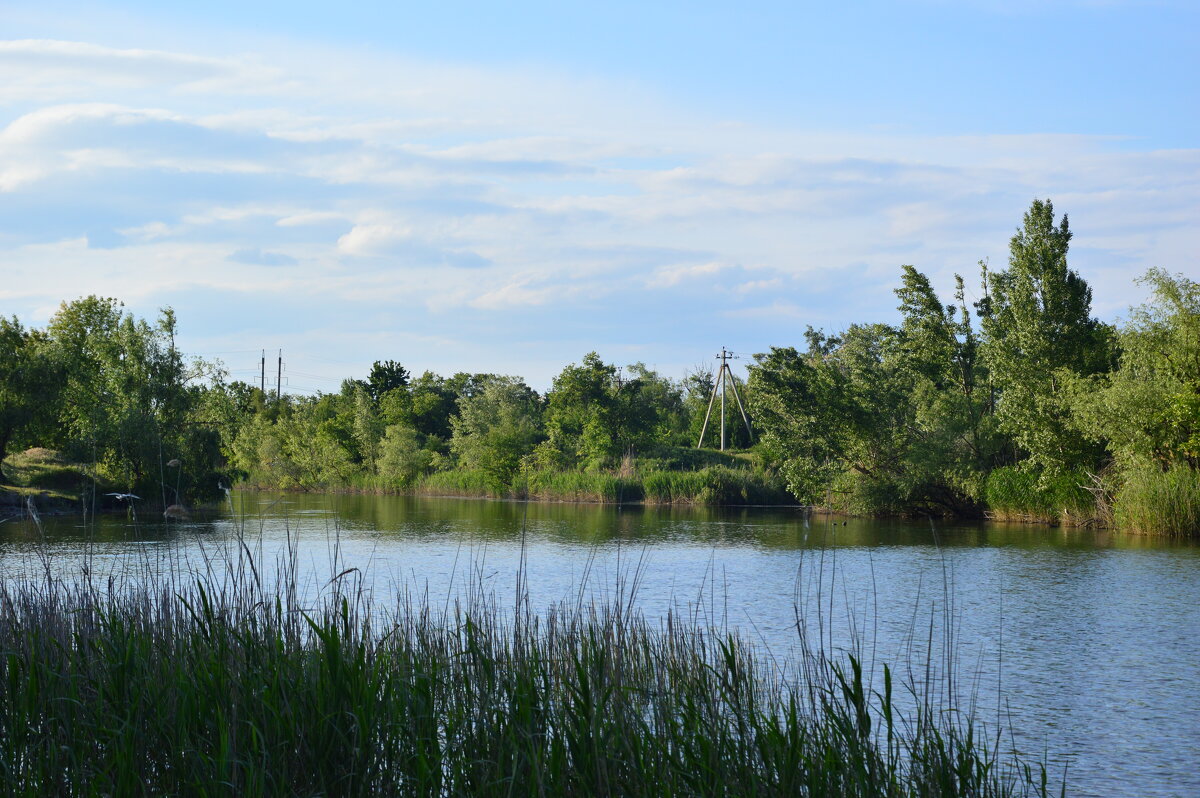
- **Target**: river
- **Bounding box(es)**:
[3,492,1198,797]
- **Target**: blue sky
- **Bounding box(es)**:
[2,1,1197,391]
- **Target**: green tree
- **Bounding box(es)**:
[893,266,1000,506]
[351,383,383,469]
[544,353,620,466]
[1069,268,1200,469]
[377,425,437,487]
[0,317,58,476]
[406,372,461,440]
[450,376,542,491]
[46,297,191,493]
[366,360,410,404]
[682,365,716,446]
[750,324,915,509]
[978,199,1115,477]
[613,363,686,449]
[751,264,1000,517]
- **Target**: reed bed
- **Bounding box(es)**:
[410,465,792,505]
[1114,462,1200,536]
[641,466,791,505]
[0,528,1058,797]
[983,466,1096,525]
[521,470,639,502]
[414,468,496,498]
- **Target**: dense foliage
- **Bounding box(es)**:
[1,313,780,506]
[0,298,223,504]
[749,200,1197,533]
[2,200,1196,531]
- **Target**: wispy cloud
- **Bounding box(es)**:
[229,248,297,266]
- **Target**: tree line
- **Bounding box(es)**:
[2,199,1197,531]
[0,305,750,503]
[221,352,745,496]
[749,199,1199,533]
[1,297,225,505]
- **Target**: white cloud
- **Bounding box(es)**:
[277,211,349,227]
[336,224,413,256]
[735,279,783,294]
[468,278,563,310]
[0,39,282,101]
[0,36,1194,384]
[722,301,810,320]
[645,261,732,288]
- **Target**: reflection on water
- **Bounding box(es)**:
[2,491,1198,798]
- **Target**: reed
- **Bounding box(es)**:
[0,531,1057,797]
[414,468,497,497]
[1113,462,1200,536]
[522,469,640,502]
[983,466,1096,525]
[406,465,792,506]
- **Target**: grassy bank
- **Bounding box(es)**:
[980,463,1200,536]
[0,448,95,515]
[236,447,798,506]
[0,547,1057,796]
[239,468,793,506]
[983,466,1098,525]
[409,464,794,505]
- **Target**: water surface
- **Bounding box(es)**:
[3,493,1197,797]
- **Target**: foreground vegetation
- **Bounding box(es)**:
[1,198,1197,531]
[0,537,1059,797]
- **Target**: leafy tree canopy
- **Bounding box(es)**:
[366,360,410,403]
[977,199,1115,477]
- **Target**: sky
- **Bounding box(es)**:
[1,0,1197,392]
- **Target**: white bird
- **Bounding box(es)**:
[105,493,140,501]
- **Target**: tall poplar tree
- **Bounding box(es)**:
[977,199,1115,476]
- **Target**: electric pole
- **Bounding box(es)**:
[260,350,265,395]
[276,350,282,401]
[720,348,727,450]
[696,347,753,451]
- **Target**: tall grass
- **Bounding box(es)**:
[0,532,1057,796]
[642,465,791,505]
[407,464,794,506]
[1114,462,1200,536]
[414,468,497,497]
[521,470,641,502]
[984,466,1097,525]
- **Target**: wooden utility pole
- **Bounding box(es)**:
[696,347,753,450]
[276,350,282,401]
[260,350,266,394]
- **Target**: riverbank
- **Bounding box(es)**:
[406,463,794,505]
[0,449,86,517]
[0,448,187,518]
[10,446,1197,536]
[236,447,800,506]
